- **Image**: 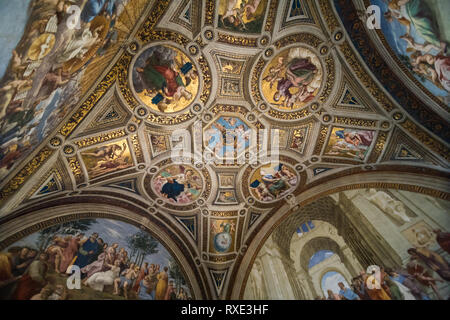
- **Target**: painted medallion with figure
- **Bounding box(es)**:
[132,45,199,113]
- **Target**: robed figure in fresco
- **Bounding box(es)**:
[72,233,101,269]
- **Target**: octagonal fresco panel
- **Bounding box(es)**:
[261,46,323,111]
[249,162,298,203]
[131,45,199,113]
[204,116,250,159]
[370,0,449,104]
[0,218,192,300]
[152,164,203,204]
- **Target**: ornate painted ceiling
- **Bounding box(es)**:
[0,0,448,300]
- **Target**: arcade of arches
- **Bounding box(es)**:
[0,0,449,300]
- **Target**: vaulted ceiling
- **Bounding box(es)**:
[0,0,448,299]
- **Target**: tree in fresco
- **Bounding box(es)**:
[126,230,159,267]
[169,256,186,291]
[37,219,97,251]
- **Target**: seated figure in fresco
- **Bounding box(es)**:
[405,251,447,300]
[85,259,121,292]
[114,263,139,299]
[81,242,118,280]
[260,164,296,198]
[359,271,390,300]
[10,247,36,278]
[11,252,49,300]
[138,274,154,300]
[433,229,450,254]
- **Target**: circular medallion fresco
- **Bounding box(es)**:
[132,45,199,113]
[152,164,203,204]
[249,163,298,202]
[261,47,323,110]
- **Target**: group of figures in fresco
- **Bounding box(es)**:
[0,0,132,182]
[320,229,450,300]
[372,0,450,102]
[250,163,298,202]
[153,165,203,204]
[0,219,192,300]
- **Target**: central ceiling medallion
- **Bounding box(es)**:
[261,46,323,111]
[204,115,251,161]
[131,44,199,113]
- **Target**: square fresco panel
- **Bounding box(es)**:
[80,139,133,179]
[324,127,375,161]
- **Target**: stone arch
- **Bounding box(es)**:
[233,170,450,299]
[300,237,346,271]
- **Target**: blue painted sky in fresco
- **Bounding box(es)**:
[371,0,448,101]
[0,0,31,79]
[308,250,334,269]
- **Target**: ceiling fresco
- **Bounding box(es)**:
[369,0,449,103]
[0,0,448,301]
